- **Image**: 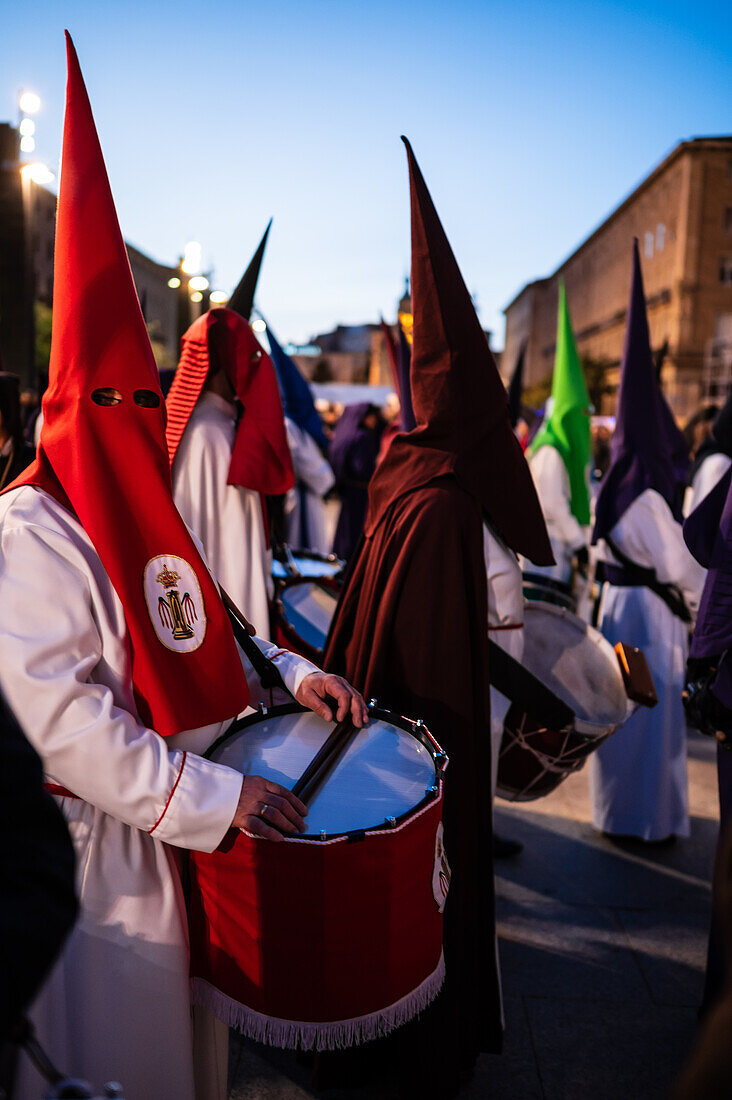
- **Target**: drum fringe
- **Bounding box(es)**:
[191,953,445,1050]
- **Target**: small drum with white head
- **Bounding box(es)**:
[497,601,643,801]
[189,704,448,1050]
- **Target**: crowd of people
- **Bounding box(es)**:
[3,32,732,1100]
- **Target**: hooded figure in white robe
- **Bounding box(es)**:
[525,286,592,584]
[0,40,365,1100]
[283,416,336,552]
[589,243,705,841]
[167,309,296,638]
[261,323,336,554]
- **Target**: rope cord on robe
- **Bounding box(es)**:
[602,535,691,624]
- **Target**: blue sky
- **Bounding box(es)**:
[2,0,730,347]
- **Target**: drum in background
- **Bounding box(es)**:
[271,548,343,662]
[271,547,344,581]
[522,570,577,612]
[271,578,339,662]
[189,704,448,1051]
[497,601,632,802]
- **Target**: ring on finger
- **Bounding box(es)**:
[259,803,269,819]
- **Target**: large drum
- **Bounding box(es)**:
[189,704,449,1050]
[497,601,636,801]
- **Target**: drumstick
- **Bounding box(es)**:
[292,709,358,805]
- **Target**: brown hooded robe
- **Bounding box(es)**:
[324,138,552,1094]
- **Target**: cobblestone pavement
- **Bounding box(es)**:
[230,731,718,1099]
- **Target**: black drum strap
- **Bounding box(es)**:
[220,587,290,695]
[604,536,691,624]
[488,640,575,729]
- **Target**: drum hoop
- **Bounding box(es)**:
[274,547,344,567]
[207,702,446,842]
[522,572,573,596]
[276,577,341,598]
[269,597,327,664]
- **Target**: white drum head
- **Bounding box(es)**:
[211,710,437,836]
[280,583,337,651]
[522,602,627,732]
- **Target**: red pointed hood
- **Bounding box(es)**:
[167,308,294,495]
[366,138,552,565]
[5,33,249,734]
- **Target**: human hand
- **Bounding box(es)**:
[295,673,370,727]
[232,774,308,841]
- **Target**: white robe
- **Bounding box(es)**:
[683,451,732,516]
[588,489,706,840]
[525,445,588,583]
[283,418,335,554]
[483,523,524,799]
[0,484,318,1100]
[172,391,272,637]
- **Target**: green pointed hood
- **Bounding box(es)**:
[529,281,591,525]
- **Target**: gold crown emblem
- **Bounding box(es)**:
[156,564,181,589]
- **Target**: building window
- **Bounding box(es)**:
[644,232,654,259]
[656,223,666,251]
[725,207,732,235]
[721,257,732,285]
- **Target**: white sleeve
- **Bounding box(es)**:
[0,524,242,853]
[609,490,707,614]
[238,635,321,708]
[685,453,732,516]
[286,420,335,497]
[530,446,587,550]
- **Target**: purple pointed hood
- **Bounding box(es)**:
[594,240,683,542]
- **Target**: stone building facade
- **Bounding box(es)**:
[503,137,732,419]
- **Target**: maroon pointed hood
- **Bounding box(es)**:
[366,138,552,565]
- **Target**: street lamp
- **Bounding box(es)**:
[181,241,202,276]
[21,163,54,186]
[18,91,41,116]
[18,91,41,156]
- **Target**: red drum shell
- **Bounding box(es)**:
[189,795,445,1046]
[189,706,447,1049]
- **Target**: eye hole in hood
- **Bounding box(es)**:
[134,389,161,408]
[91,387,123,406]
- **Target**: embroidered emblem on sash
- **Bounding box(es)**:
[431,822,451,912]
[144,555,207,652]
